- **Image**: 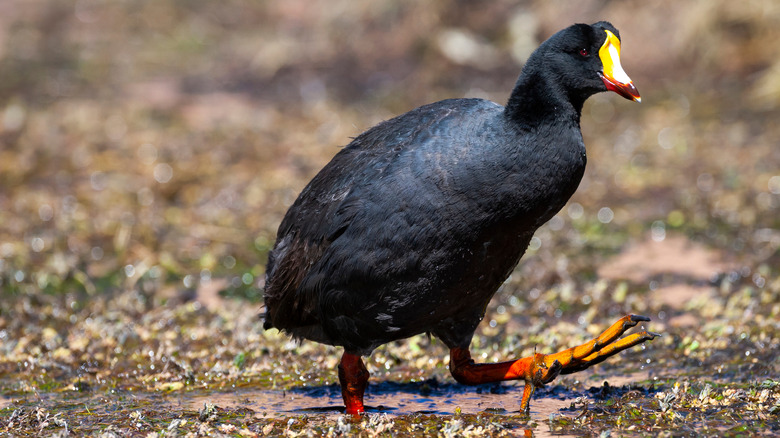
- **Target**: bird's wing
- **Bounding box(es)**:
[263,100,503,334]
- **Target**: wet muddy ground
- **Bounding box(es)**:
[2,0,780,436]
[1,258,778,436]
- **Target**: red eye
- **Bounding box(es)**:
[579,48,589,57]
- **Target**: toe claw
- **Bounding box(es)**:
[623,315,650,330]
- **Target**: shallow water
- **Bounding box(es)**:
[184,382,579,436]
[186,372,654,423]
[185,381,570,416]
[2,383,579,435]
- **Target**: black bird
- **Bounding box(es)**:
[263,21,657,415]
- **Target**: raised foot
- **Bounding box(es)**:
[519,314,659,412]
[447,315,659,414]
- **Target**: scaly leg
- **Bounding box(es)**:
[449,314,659,413]
[338,351,369,415]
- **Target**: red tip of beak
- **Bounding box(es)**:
[600,73,641,102]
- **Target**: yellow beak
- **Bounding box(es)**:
[598,30,641,102]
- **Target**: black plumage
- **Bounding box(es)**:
[265,93,585,352]
[263,21,649,414]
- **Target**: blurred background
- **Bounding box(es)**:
[1,0,778,304]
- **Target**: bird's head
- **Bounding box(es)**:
[531,21,641,105]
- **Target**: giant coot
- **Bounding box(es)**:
[264,21,658,415]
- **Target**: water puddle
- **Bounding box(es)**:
[185,381,570,417]
[181,370,654,418]
[183,382,579,436]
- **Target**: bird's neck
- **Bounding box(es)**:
[503,70,584,129]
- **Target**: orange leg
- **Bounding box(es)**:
[338,352,369,416]
[449,314,659,413]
